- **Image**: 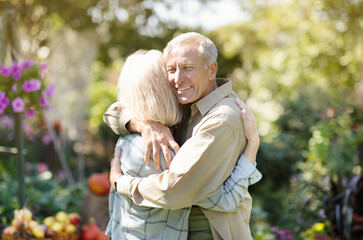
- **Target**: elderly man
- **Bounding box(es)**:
[105,32,260,239]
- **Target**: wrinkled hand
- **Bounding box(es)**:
[139,120,179,170]
[110,147,123,190]
[235,98,259,146]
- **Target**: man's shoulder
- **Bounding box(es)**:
[202,94,242,129]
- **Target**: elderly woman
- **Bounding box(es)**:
[106,49,261,240]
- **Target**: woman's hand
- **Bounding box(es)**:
[235,98,260,163]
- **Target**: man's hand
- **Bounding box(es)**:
[110,148,123,190]
[128,119,179,170]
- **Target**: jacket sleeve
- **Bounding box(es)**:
[103,102,133,136]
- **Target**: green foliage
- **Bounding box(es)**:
[304,113,361,179]
[210,0,363,236]
[0,162,86,224]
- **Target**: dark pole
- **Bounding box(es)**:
[14,112,26,207]
[3,7,26,208]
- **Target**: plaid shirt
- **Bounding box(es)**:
[106,134,261,239]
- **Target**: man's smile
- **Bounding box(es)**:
[177,86,192,92]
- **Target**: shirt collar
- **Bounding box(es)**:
[193,78,232,116]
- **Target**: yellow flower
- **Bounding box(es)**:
[312,222,324,232]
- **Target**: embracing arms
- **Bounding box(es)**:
[109,98,261,210]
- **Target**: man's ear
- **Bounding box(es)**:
[208,62,218,81]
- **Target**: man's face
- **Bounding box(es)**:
[165,43,216,104]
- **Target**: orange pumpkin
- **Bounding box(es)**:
[87,173,111,195]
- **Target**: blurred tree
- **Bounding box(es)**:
[208,0,363,232]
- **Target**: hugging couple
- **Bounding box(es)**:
[104,32,262,240]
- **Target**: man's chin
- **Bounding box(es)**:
[178,97,192,105]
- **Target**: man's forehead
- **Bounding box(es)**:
[166,44,201,65]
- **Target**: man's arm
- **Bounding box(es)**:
[111,101,262,212]
[114,106,246,210]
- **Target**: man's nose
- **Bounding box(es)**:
[174,69,183,86]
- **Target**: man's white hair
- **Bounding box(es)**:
[163,32,218,69]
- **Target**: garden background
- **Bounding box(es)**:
[0,0,362,239]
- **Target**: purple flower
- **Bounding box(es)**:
[20,60,35,70]
[22,79,42,92]
[25,108,36,119]
[39,96,48,107]
[0,66,11,77]
[9,62,20,73]
[0,92,10,106]
[43,84,55,98]
[8,62,22,80]
[37,163,49,173]
[0,92,10,113]
[12,70,22,80]
[22,81,34,92]
[12,97,25,112]
[42,133,52,145]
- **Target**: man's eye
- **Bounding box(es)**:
[184,66,193,71]
[168,69,176,73]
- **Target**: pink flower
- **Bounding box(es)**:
[22,79,42,92]
[11,97,25,112]
[37,163,49,173]
[25,108,36,119]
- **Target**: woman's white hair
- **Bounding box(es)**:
[116,50,182,126]
[163,32,218,69]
